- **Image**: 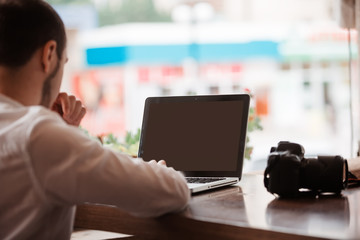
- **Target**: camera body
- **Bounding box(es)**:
[264,141,348,197]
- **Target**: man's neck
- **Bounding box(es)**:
[0,65,43,106]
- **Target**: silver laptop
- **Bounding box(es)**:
[138,94,250,194]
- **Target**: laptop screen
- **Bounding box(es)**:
[138,94,250,177]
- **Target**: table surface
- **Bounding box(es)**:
[75,173,360,240]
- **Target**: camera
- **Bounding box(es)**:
[264,141,348,197]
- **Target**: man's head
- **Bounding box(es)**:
[0,0,66,67]
[0,0,67,107]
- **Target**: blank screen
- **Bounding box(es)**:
[141,100,244,171]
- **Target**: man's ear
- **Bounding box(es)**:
[41,40,57,73]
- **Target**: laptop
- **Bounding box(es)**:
[138,94,250,194]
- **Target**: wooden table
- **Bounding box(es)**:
[74,174,360,240]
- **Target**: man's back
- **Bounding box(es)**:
[0,95,75,239]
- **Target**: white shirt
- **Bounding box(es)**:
[0,94,190,240]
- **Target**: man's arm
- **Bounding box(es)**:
[28,94,190,217]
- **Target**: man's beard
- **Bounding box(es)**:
[40,60,60,108]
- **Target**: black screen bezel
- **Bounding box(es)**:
[138,94,250,178]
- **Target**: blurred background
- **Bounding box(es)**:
[46,0,359,171]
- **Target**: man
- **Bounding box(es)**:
[0,0,190,239]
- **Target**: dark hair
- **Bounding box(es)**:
[0,0,66,68]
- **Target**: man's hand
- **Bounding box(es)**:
[51,92,86,127]
[348,157,360,179]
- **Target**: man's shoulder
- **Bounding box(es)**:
[1,104,66,133]
[25,105,65,127]
[0,99,61,124]
[28,105,58,117]
[0,95,60,123]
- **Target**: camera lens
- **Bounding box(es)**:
[301,156,347,193]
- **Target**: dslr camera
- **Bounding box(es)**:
[264,141,348,197]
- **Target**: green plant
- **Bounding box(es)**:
[100,130,141,157]
[245,107,263,160]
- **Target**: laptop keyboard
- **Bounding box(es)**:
[186,177,226,184]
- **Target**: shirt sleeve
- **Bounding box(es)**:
[27,114,190,217]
